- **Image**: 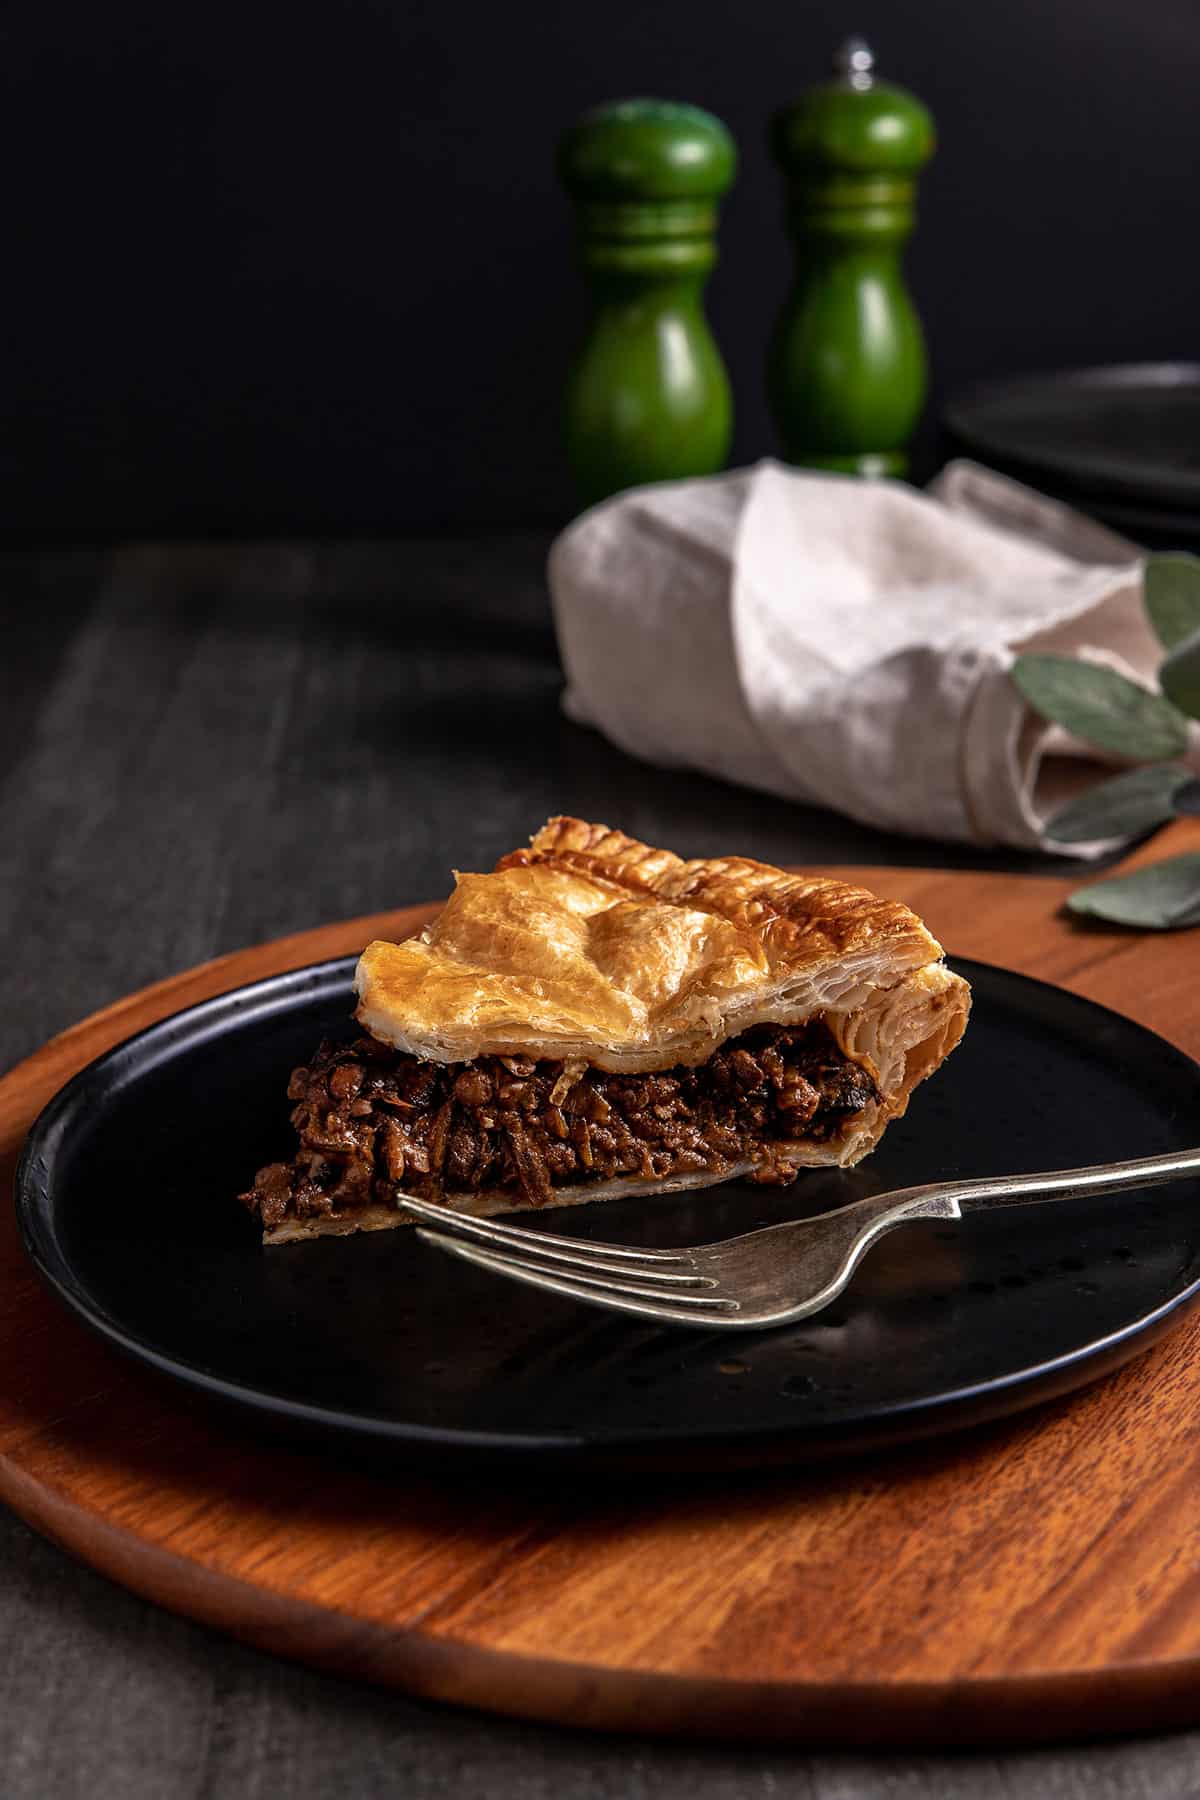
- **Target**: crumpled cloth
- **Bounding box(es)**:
[548,458,1186,856]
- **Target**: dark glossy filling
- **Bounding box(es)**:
[241,1021,878,1231]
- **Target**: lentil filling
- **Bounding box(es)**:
[241,1020,878,1232]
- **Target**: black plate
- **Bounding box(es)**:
[15,958,1200,1472]
[944,362,1200,509]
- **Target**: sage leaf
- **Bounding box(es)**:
[1145,553,1200,651]
[1066,853,1200,929]
[1160,623,1200,721]
[1045,765,1191,843]
[1011,654,1190,761]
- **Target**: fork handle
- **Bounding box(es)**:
[939,1148,1200,1216]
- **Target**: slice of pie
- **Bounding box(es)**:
[241,818,970,1243]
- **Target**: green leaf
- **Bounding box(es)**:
[1160,623,1200,721]
[1045,765,1191,843]
[1145,553,1200,651]
[1011,654,1190,761]
[1066,853,1200,929]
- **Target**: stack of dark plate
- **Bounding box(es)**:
[943,362,1200,548]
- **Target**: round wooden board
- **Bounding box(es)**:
[6,831,1200,1749]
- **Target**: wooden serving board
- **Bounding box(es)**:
[4,827,1200,1749]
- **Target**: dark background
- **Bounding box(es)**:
[5,0,1198,541]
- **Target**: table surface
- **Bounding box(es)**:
[5,532,1200,1799]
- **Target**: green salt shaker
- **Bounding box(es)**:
[768,40,935,476]
[558,99,736,507]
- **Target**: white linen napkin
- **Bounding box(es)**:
[548,458,1187,856]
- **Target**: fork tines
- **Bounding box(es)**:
[399,1192,739,1323]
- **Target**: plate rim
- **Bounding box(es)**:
[15,953,1200,1466]
[944,359,1200,508]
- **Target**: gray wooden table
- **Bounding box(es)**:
[4,535,1199,1799]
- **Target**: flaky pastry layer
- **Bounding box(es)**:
[355,816,955,1073]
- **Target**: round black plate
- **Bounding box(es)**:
[15,958,1200,1472]
[944,362,1200,509]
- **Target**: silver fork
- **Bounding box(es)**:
[399,1148,1200,1330]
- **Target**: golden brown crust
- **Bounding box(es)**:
[498,817,931,964]
[354,816,947,1073]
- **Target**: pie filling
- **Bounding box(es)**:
[241,1020,879,1232]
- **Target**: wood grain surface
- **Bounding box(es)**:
[4,825,1200,1751]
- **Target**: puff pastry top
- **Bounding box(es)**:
[353,818,948,1073]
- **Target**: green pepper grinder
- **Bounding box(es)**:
[768,40,935,476]
[558,99,737,507]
